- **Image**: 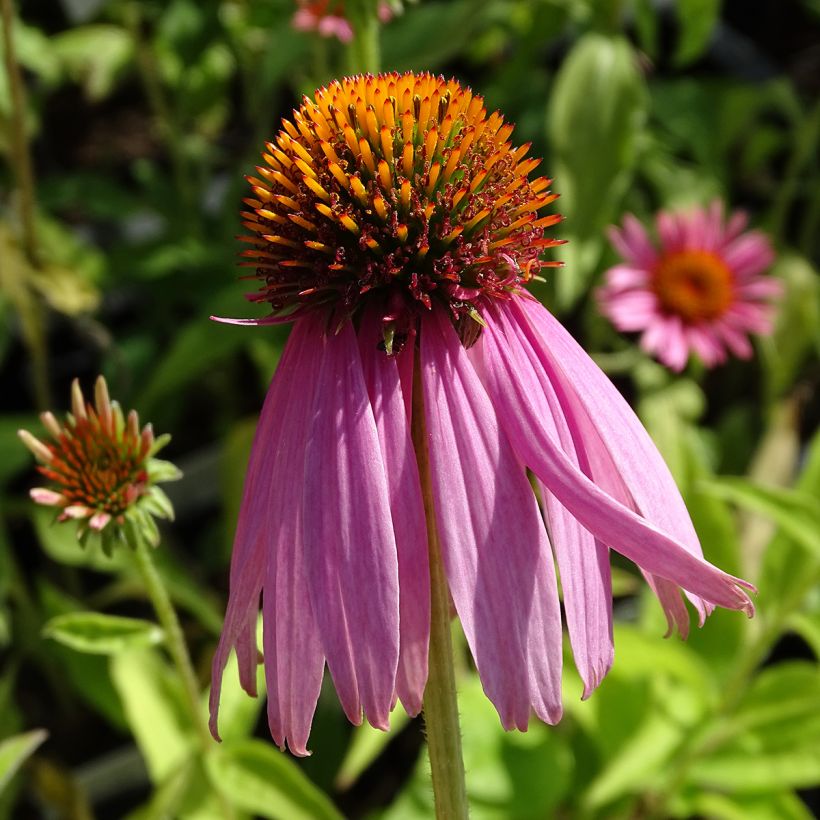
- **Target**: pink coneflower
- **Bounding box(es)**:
[599,203,780,371]
[209,73,754,756]
[292,0,355,43]
[18,376,179,552]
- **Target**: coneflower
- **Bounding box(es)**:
[209,73,754,763]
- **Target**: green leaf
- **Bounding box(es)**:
[205,739,343,820]
[335,707,409,790]
[700,477,820,559]
[43,612,164,655]
[0,729,47,794]
[110,649,196,783]
[0,414,39,486]
[32,506,127,571]
[381,0,480,71]
[727,663,820,749]
[688,745,820,792]
[673,0,721,66]
[758,426,820,609]
[762,253,820,399]
[684,789,814,820]
[139,288,277,414]
[547,33,648,308]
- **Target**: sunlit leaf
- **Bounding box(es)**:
[0,729,47,794]
[700,477,820,559]
[110,649,196,783]
[205,739,343,820]
[43,612,164,655]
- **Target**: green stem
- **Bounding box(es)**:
[346,0,381,74]
[1,0,38,266]
[133,539,236,819]
[769,99,820,244]
[124,2,198,235]
[0,0,50,410]
[411,354,469,820]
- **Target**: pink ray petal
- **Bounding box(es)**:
[607,214,657,269]
[303,320,400,730]
[209,317,325,755]
[421,308,563,729]
[491,297,753,614]
[358,308,430,717]
[723,232,775,278]
[478,306,613,699]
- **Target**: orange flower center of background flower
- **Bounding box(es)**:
[40,417,149,516]
[652,250,733,323]
[239,72,562,348]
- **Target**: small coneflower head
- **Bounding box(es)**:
[19,376,181,554]
[598,202,781,371]
[224,72,563,352]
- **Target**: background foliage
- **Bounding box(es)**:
[1,0,819,817]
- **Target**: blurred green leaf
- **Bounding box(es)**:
[758,426,820,610]
[763,253,820,399]
[673,0,721,66]
[205,739,343,820]
[32,507,127,572]
[728,663,820,747]
[138,287,270,414]
[125,758,195,820]
[51,25,134,102]
[689,745,820,792]
[335,707,409,790]
[685,789,814,820]
[110,649,196,783]
[700,478,820,559]
[0,729,46,794]
[381,0,480,71]
[548,33,648,308]
[43,612,164,655]
[0,415,37,486]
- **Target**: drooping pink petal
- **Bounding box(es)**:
[303,320,400,730]
[484,297,753,615]
[421,308,562,729]
[477,307,613,698]
[515,297,716,621]
[358,308,429,717]
[209,318,325,756]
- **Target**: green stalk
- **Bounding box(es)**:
[346,0,381,74]
[133,539,236,819]
[0,0,50,410]
[411,355,469,820]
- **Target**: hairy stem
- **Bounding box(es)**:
[411,352,469,820]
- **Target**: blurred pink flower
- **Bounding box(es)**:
[209,75,755,756]
[599,202,780,371]
[292,0,394,42]
[292,1,354,42]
